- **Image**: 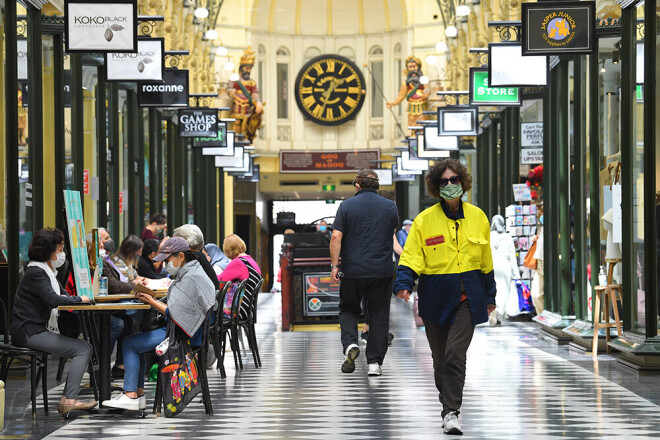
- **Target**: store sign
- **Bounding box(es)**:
[18,40,27,80]
[488,43,548,87]
[303,273,341,317]
[178,109,218,138]
[202,130,234,156]
[83,169,90,195]
[63,190,93,298]
[215,147,244,168]
[106,38,164,81]
[521,122,544,146]
[521,1,596,55]
[469,68,521,106]
[21,71,72,107]
[194,122,227,147]
[138,69,189,107]
[521,147,544,164]
[438,107,478,136]
[64,0,138,53]
[279,149,380,173]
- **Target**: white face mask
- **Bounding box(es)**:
[166,260,181,277]
[99,249,106,257]
[53,252,66,269]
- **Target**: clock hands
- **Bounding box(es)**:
[319,78,346,115]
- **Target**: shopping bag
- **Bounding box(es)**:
[523,240,538,270]
[515,279,535,313]
[159,321,201,418]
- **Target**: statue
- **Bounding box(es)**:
[386,56,430,129]
[227,46,264,142]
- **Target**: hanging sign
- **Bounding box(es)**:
[521,122,544,146]
[194,122,227,147]
[178,108,218,138]
[202,130,234,156]
[279,149,380,173]
[488,43,548,87]
[63,190,93,298]
[437,107,478,136]
[469,68,521,106]
[138,69,189,107]
[521,147,544,164]
[521,1,596,55]
[64,0,138,53]
[106,38,164,81]
[215,147,245,168]
[18,39,28,80]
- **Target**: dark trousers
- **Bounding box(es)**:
[423,300,475,417]
[339,276,392,365]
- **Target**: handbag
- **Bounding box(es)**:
[141,306,166,331]
[158,320,202,418]
[523,240,538,270]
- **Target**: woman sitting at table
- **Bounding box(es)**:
[10,228,97,414]
[102,237,216,411]
[112,235,149,286]
[137,238,166,279]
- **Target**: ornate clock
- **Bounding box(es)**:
[294,54,366,126]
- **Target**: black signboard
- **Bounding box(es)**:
[193,122,227,147]
[178,108,218,138]
[521,1,596,55]
[138,69,189,107]
[21,71,72,107]
[303,272,341,317]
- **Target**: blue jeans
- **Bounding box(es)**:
[110,315,124,357]
[122,326,167,392]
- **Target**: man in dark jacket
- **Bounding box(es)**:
[330,169,398,377]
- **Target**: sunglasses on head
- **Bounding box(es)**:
[352,175,379,186]
[439,176,461,187]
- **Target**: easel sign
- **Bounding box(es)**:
[64,190,94,299]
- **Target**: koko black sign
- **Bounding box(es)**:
[178,109,218,138]
[64,0,138,53]
[138,69,189,107]
[521,1,596,55]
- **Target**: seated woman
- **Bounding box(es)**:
[112,235,149,285]
[203,242,231,275]
[219,234,262,317]
[137,238,166,279]
[10,228,96,414]
[102,237,216,411]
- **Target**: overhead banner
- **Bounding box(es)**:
[437,107,478,136]
[469,68,521,107]
[178,108,218,138]
[63,190,93,298]
[279,149,380,173]
[138,69,189,107]
[488,43,548,87]
[521,122,543,146]
[521,1,596,55]
[64,0,138,53]
[106,38,164,81]
[521,147,544,164]
[194,121,227,147]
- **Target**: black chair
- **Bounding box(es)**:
[0,298,49,418]
[212,280,249,373]
[237,279,264,368]
[209,281,234,379]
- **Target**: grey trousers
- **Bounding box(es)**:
[423,300,475,417]
[24,331,92,399]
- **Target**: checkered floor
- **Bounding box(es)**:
[9,293,660,439]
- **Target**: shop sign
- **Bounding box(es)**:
[18,40,27,80]
[521,1,596,55]
[202,130,234,156]
[64,0,138,53]
[178,109,218,138]
[488,43,548,87]
[279,149,380,174]
[215,147,244,168]
[106,38,164,81]
[138,69,189,107]
[63,190,93,298]
[194,122,227,147]
[512,184,533,202]
[21,71,72,108]
[236,164,260,182]
[521,147,543,164]
[437,106,478,136]
[521,122,543,147]
[469,68,521,106]
[83,169,89,195]
[303,272,341,317]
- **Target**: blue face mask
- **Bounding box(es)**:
[539,215,544,225]
[319,225,327,232]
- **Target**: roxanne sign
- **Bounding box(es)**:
[178,109,219,138]
[65,0,138,53]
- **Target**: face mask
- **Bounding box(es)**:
[319,225,327,232]
[103,239,115,254]
[439,183,464,201]
[53,252,66,269]
[539,215,544,225]
[99,249,106,257]
[166,259,181,277]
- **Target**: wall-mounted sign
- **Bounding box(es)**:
[138,69,189,107]
[21,71,72,107]
[521,122,544,147]
[279,149,380,174]
[63,190,93,298]
[215,146,244,168]
[521,147,544,164]
[194,121,227,147]
[512,184,533,202]
[488,43,548,87]
[521,1,596,55]
[17,39,27,80]
[64,0,138,53]
[469,68,521,106]
[106,38,164,81]
[303,272,341,316]
[438,106,478,136]
[178,108,218,138]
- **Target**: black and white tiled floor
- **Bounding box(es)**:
[6,293,660,439]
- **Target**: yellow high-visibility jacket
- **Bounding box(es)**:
[394,200,497,326]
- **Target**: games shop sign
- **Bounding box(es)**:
[65,0,138,53]
[178,109,218,138]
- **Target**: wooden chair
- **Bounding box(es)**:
[592,260,623,354]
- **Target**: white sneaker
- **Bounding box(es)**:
[443,412,463,435]
[367,363,382,376]
[488,310,498,327]
[102,394,140,411]
[139,396,146,410]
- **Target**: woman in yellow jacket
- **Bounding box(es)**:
[394,159,496,436]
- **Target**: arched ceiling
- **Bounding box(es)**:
[251,0,408,35]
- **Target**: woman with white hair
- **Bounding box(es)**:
[173,224,219,290]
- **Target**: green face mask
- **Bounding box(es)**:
[439,183,464,200]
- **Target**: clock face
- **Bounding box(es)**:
[295,54,366,126]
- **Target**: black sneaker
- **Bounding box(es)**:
[388,332,395,345]
[341,344,360,373]
[360,330,369,343]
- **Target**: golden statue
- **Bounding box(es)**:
[227,47,264,141]
[386,56,430,128]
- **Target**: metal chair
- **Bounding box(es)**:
[209,281,234,378]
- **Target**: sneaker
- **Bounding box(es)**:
[388,332,395,345]
[488,310,498,327]
[341,344,360,373]
[138,396,146,410]
[443,412,463,435]
[102,394,140,411]
[360,330,369,343]
[367,363,382,376]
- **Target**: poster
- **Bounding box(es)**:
[64,190,93,298]
[303,272,341,317]
[65,0,138,53]
[521,148,543,164]
[521,122,544,147]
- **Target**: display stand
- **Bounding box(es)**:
[592,260,623,354]
[504,204,537,292]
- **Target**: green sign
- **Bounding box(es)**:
[326,199,336,204]
[636,85,643,101]
[322,184,335,192]
[469,68,521,106]
[64,190,93,298]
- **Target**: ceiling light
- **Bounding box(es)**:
[456,4,471,16]
[425,55,437,65]
[435,41,448,53]
[420,76,430,85]
[224,61,235,71]
[445,25,458,38]
[194,7,209,19]
[600,61,606,73]
[612,49,620,64]
[216,46,228,56]
[205,29,218,40]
